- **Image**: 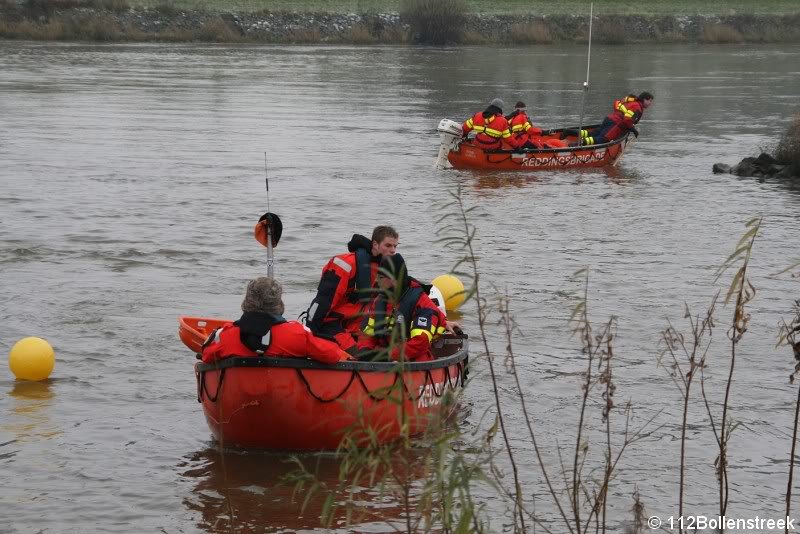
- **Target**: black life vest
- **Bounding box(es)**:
[372,286,424,341]
[346,234,377,304]
[233,311,287,353]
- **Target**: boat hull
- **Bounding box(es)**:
[447,129,632,170]
[181,317,468,450]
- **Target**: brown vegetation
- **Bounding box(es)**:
[400,0,467,45]
[593,19,627,44]
[508,21,553,44]
[776,115,800,176]
[194,17,242,42]
[701,23,744,43]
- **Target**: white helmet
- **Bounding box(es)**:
[428,285,447,317]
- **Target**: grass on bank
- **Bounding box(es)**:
[3,0,800,43]
[128,0,800,15]
[14,0,798,15]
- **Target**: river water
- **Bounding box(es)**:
[1,41,799,533]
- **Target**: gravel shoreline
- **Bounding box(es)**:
[2,7,799,43]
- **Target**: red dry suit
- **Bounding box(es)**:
[306,234,380,351]
[506,109,543,149]
[463,112,512,150]
[201,312,349,364]
[357,280,447,362]
[583,96,645,145]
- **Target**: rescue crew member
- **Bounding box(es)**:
[462,98,512,150]
[505,100,544,149]
[306,225,399,354]
[201,277,350,364]
[357,254,447,362]
[581,91,654,145]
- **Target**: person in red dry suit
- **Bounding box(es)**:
[201,277,350,364]
[462,98,512,150]
[356,253,448,363]
[505,100,546,149]
[581,91,654,145]
[306,225,399,354]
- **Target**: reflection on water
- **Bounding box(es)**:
[461,164,643,195]
[470,173,542,193]
[1,380,61,443]
[180,446,424,533]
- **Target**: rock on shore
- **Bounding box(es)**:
[713,153,798,180]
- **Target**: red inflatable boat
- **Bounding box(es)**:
[179,317,469,450]
[436,120,634,171]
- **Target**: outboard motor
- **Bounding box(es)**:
[434,118,464,169]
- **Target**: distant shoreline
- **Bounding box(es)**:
[1,6,799,44]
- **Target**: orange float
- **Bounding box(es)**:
[179,316,468,450]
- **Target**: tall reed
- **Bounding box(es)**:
[711,216,760,527]
[777,300,800,534]
[658,296,717,529]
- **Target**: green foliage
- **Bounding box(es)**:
[400,0,467,45]
[85,0,131,11]
[153,0,180,15]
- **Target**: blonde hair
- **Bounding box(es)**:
[241,277,285,315]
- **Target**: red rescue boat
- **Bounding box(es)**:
[179,316,469,450]
[436,120,634,171]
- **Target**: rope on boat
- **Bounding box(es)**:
[295,368,358,403]
[196,362,467,404]
[196,368,226,403]
[294,363,465,404]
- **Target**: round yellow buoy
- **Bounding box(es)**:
[9,337,55,381]
[432,274,466,312]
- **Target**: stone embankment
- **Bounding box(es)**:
[1,5,799,43]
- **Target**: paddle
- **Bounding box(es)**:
[253,154,283,277]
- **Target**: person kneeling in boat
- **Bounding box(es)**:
[202,277,351,364]
[306,226,399,355]
[581,91,654,145]
[506,100,545,149]
[356,254,447,362]
[462,98,512,150]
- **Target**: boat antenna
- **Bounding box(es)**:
[264,152,274,277]
[577,2,593,146]
[265,152,271,214]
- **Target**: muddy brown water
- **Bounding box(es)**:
[1,41,800,532]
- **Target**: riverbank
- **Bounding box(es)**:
[1,3,799,43]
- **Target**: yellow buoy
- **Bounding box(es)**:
[9,337,55,381]
[432,274,466,312]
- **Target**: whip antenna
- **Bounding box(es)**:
[577,3,593,146]
[253,155,283,278]
[264,152,270,214]
[264,153,274,277]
